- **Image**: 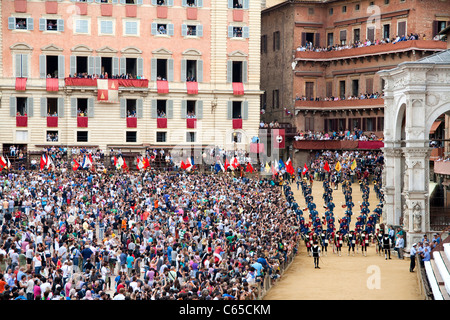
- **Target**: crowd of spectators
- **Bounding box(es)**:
[67,73,145,80]
[0,170,298,300]
[296,92,383,102]
[294,128,383,142]
[297,33,427,53]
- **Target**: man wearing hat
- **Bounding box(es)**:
[409,243,417,272]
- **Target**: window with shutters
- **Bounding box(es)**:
[77,131,88,142]
[339,80,346,98]
[366,78,373,95]
[46,131,58,142]
[44,19,58,32]
[383,24,390,40]
[39,19,64,33]
[74,56,88,76]
[47,98,58,117]
[327,33,334,46]
[377,117,384,131]
[305,117,314,131]
[16,98,28,116]
[125,58,138,78]
[75,19,89,34]
[367,27,375,42]
[397,21,406,37]
[157,100,167,118]
[126,99,137,117]
[15,54,29,78]
[185,60,197,81]
[156,132,167,142]
[124,20,138,36]
[99,19,114,35]
[305,82,314,100]
[157,23,168,34]
[11,17,29,30]
[126,131,137,143]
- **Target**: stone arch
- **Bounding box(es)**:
[425,101,450,136]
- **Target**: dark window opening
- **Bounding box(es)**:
[329,8,333,15]
[305,82,314,100]
[157,59,167,80]
[342,5,347,13]
[187,0,196,6]
[187,100,196,118]
[261,35,267,53]
[353,28,360,42]
[232,132,242,143]
[47,130,58,142]
[355,4,360,10]
[126,58,137,78]
[232,61,242,83]
[16,98,28,116]
[127,99,137,117]
[232,101,242,119]
[156,132,166,142]
[157,24,167,34]
[233,0,243,8]
[46,55,59,79]
[272,89,279,108]
[77,56,88,75]
[157,100,167,118]
[157,0,166,5]
[327,32,334,46]
[233,27,243,38]
[383,24,390,40]
[47,98,58,117]
[187,25,197,36]
[186,132,196,142]
[46,19,58,31]
[305,32,314,45]
[126,131,137,143]
[126,0,136,4]
[273,31,280,50]
[77,131,88,142]
[352,79,359,97]
[186,60,197,82]
[102,57,112,78]
[77,98,88,117]
[339,80,346,99]
[15,18,27,30]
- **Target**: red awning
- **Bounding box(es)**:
[186,7,197,20]
[77,117,88,128]
[47,117,58,128]
[186,81,198,95]
[16,116,28,127]
[187,118,197,129]
[157,80,169,94]
[232,119,243,129]
[157,118,167,129]
[46,78,59,92]
[15,78,27,91]
[232,82,244,95]
[127,117,137,128]
[101,3,113,16]
[430,120,442,135]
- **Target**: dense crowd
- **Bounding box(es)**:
[296,92,383,102]
[297,33,427,53]
[0,170,299,300]
[294,128,383,141]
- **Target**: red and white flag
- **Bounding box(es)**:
[285,158,294,175]
[97,79,119,103]
[40,154,48,171]
[137,157,144,170]
[231,157,239,170]
[302,163,308,175]
[185,157,193,171]
[246,162,254,173]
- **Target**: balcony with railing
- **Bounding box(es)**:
[295,40,447,62]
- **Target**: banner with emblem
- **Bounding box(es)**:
[272,129,285,149]
[97,79,119,103]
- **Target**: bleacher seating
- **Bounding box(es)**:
[424,235,450,300]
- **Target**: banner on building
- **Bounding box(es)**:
[272,129,285,149]
[97,79,119,103]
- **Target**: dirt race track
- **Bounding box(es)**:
[263,179,423,300]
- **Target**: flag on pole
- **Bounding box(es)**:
[350,159,357,171]
[285,158,294,175]
[180,160,186,170]
[278,159,285,171]
[6,156,11,170]
[143,157,150,169]
[246,162,254,173]
[40,154,48,171]
[271,163,278,175]
[265,162,271,173]
[224,158,230,171]
[335,161,342,172]
[72,159,80,171]
[219,161,225,172]
[302,163,308,175]
[324,161,330,172]
[137,157,144,170]
[46,156,54,170]
[214,162,222,173]
[122,157,128,171]
[185,157,193,171]
[231,157,239,170]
